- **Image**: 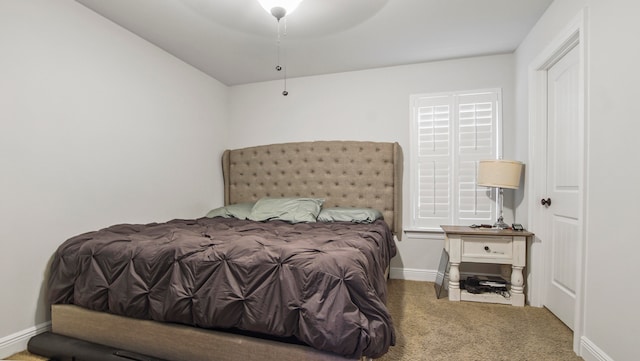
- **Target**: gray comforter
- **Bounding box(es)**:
[48,217,396,358]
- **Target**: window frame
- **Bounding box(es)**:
[409,88,503,231]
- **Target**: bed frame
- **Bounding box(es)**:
[50,140,403,361]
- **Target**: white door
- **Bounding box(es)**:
[543,45,581,330]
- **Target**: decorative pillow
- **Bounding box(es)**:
[248,197,324,223]
[205,202,255,220]
[317,207,383,223]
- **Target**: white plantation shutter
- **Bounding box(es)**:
[410,90,501,229]
[414,96,451,224]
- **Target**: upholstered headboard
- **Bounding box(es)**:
[222,140,403,239]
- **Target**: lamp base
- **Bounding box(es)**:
[493,216,510,229]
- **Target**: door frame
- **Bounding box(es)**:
[527,8,588,354]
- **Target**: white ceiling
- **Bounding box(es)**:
[75,0,553,86]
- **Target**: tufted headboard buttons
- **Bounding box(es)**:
[222,141,403,240]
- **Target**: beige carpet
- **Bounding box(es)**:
[3,351,44,361]
[378,279,582,361]
[6,279,582,361]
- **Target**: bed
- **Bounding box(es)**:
[46,140,403,361]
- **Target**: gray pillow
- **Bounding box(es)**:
[317,207,383,223]
[205,202,255,220]
[248,197,324,223]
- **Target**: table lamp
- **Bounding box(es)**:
[477,160,523,229]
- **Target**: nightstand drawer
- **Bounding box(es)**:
[461,236,512,261]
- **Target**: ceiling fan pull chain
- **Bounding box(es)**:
[283,17,288,36]
[279,18,288,96]
[275,21,282,72]
[282,47,288,96]
[270,10,289,95]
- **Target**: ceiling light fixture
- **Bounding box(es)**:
[257,0,304,96]
[257,0,304,21]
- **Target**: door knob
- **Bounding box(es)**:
[541,198,552,206]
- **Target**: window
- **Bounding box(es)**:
[409,89,502,230]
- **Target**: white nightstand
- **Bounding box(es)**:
[441,225,534,307]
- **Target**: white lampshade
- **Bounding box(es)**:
[257,0,304,18]
[477,160,523,189]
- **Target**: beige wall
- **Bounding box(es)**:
[229,54,516,279]
[515,0,640,360]
[6,0,640,360]
[0,0,229,355]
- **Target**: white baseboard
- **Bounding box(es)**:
[0,322,51,359]
[580,336,614,361]
[389,267,437,282]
